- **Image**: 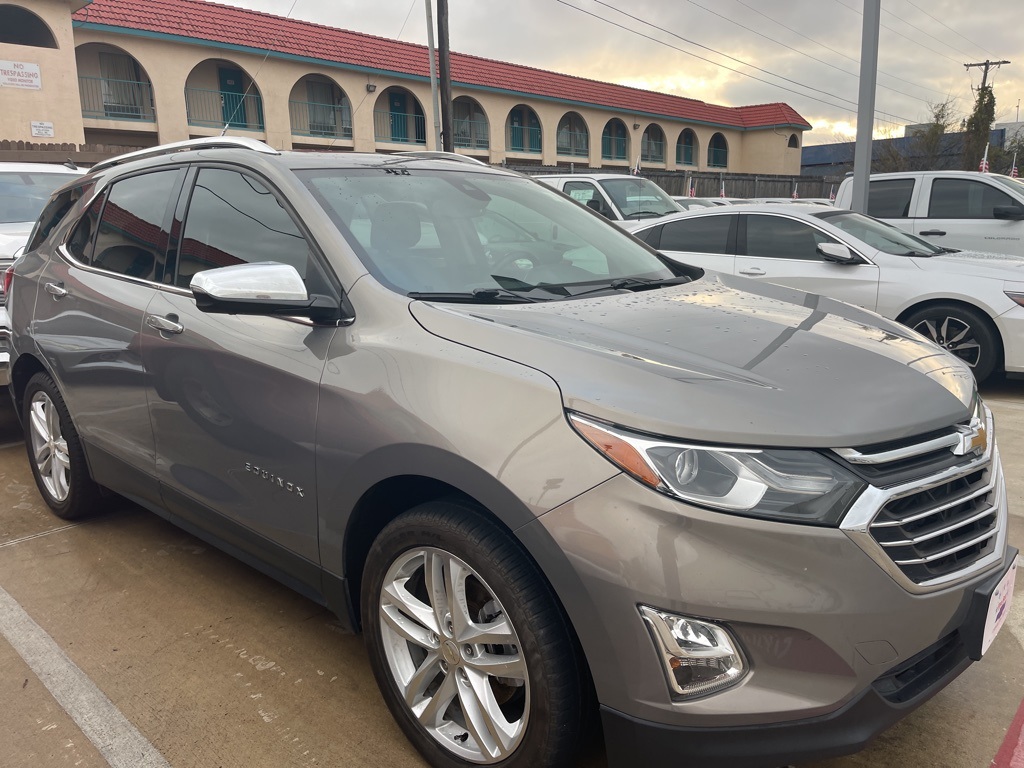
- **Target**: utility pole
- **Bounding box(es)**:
[965,60,1010,90]
[850,0,880,215]
[436,0,454,152]
[424,0,442,150]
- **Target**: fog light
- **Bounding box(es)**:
[639,605,747,699]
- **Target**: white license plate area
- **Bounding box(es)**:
[981,558,1017,657]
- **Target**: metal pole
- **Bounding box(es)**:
[437,0,454,152]
[850,0,881,214]
[424,0,442,150]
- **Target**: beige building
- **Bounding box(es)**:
[1,0,810,174]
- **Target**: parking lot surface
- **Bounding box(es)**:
[0,383,1021,768]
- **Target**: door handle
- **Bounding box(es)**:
[44,282,68,298]
[738,267,766,276]
[919,229,946,236]
[146,314,184,334]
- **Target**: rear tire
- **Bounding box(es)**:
[904,303,999,383]
[22,372,102,520]
[361,499,589,768]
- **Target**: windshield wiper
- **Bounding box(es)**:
[490,274,571,297]
[898,250,936,257]
[626,210,666,219]
[563,275,692,298]
[407,288,543,303]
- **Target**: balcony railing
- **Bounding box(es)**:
[185,87,264,131]
[453,118,489,150]
[289,100,352,139]
[79,76,155,121]
[641,140,664,164]
[602,135,627,161]
[374,110,426,144]
[677,143,695,165]
[708,147,729,168]
[556,130,589,157]
[507,125,541,153]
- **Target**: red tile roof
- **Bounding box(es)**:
[73,0,810,130]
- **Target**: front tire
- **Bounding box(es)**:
[22,372,102,520]
[904,303,1000,383]
[362,500,588,768]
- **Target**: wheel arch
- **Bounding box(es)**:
[896,297,1004,374]
[10,352,51,419]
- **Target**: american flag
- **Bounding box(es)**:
[979,144,990,173]
[719,179,726,198]
[828,184,835,201]
[791,184,799,200]
[689,182,696,196]
[1011,152,1019,178]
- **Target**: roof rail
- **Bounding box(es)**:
[90,137,279,173]
[394,150,490,167]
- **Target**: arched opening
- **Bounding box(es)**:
[75,43,155,122]
[185,59,264,131]
[602,118,629,161]
[708,132,729,168]
[640,124,665,163]
[0,5,57,48]
[289,74,351,139]
[556,112,589,158]
[452,96,489,151]
[506,104,541,154]
[788,133,800,149]
[374,87,427,145]
[676,129,697,166]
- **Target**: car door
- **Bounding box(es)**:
[735,213,880,310]
[29,167,184,503]
[645,212,736,274]
[913,176,1024,255]
[141,165,339,579]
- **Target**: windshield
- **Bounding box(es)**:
[814,210,943,255]
[297,167,678,298]
[989,174,1024,197]
[598,177,680,219]
[0,171,80,225]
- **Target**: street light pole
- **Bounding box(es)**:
[436,0,454,152]
[424,0,442,150]
[850,0,880,215]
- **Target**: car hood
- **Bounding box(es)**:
[0,223,31,260]
[410,273,975,448]
[913,249,1024,280]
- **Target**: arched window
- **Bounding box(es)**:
[640,124,665,163]
[185,59,264,131]
[374,87,427,145]
[453,96,489,151]
[708,132,728,168]
[0,5,58,48]
[602,119,628,161]
[75,44,156,122]
[788,133,800,149]
[556,112,589,157]
[289,75,351,139]
[676,129,697,165]
[507,105,541,153]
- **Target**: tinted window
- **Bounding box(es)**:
[867,179,915,218]
[26,182,93,253]
[92,171,178,281]
[178,169,313,289]
[660,215,733,254]
[744,215,837,260]
[928,179,1016,219]
[67,191,106,264]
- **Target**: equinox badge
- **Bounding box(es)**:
[244,463,305,497]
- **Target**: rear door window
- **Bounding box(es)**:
[928,179,1016,219]
[92,170,180,281]
[659,215,734,253]
[867,179,915,218]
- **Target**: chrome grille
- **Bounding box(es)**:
[840,405,1007,594]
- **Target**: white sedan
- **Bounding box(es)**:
[627,203,1024,382]
[0,162,84,267]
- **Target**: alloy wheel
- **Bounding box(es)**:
[28,390,71,502]
[912,316,982,368]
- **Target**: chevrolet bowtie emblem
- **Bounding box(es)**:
[952,420,987,456]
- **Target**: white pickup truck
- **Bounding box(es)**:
[834,170,1024,256]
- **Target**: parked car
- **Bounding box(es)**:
[0,162,84,270]
[753,197,833,206]
[627,203,1024,382]
[7,138,1016,768]
[672,196,723,209]
[534,173,682,223]
[834,170,1024,255]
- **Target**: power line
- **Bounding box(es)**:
[565,0,917,125]
[899,0,995,60]
[676,0,941,108]
[730,0,961,103]
[831,0,967,66]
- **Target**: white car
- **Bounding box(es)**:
[534,173,682,224]
[0,162,84,267]
[627,203,1024,382]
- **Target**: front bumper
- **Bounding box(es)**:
[600,551,1016,767]
[527,467,1014,768]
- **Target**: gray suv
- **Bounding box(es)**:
[7,138,1017,768]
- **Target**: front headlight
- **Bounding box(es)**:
[569,413,866,525]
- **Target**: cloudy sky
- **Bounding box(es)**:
[221,0,1024,145]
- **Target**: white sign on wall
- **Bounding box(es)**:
[31,121,54,138]
[0,61,42,90]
